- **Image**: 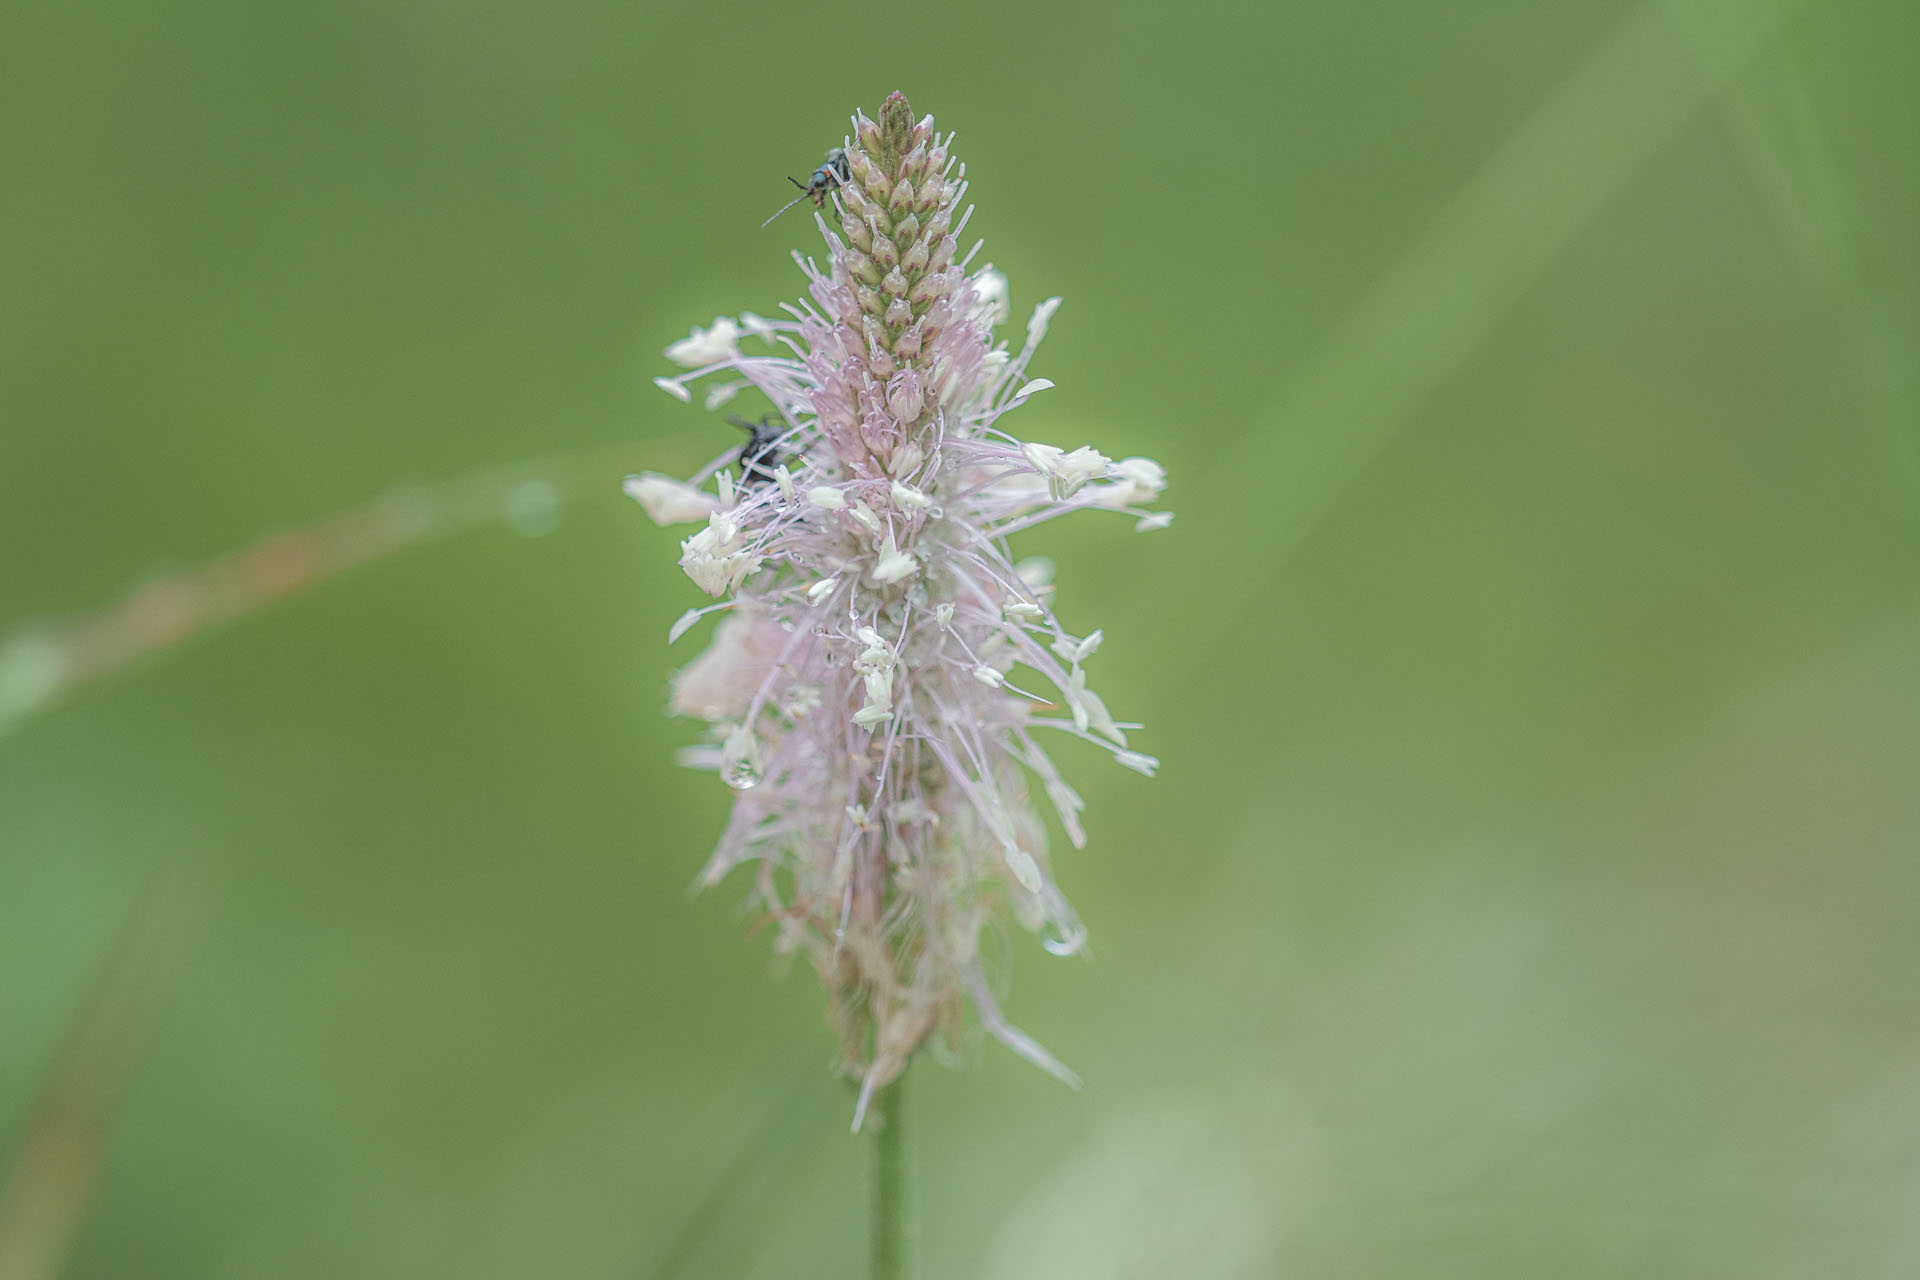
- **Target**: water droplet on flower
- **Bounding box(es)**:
[723,759,760,790]
[1042,923,1086,957]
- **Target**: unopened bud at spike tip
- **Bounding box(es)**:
[878,91,916,162]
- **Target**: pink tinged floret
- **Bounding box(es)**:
[670,610,785,721]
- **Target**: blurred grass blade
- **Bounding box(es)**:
[1668,0,1920,507]
[0,878,200,1280]
[1135,0,1814,662]
[0,442,658,743]
[631,1067,828,1280]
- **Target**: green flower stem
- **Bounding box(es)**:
[868,1072,914,1280]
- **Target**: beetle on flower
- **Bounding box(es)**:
[630,92,1170,1127]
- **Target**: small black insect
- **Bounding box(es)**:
[728,414,788,485]
[761,146,850,228]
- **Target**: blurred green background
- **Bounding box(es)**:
[3,0,1918,1275]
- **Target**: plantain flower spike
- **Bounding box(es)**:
[633,92,1170,1128]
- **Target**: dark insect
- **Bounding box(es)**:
[761,146,850,228]
[728,414,788,485]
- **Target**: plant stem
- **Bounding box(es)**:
[868,1071,913,1280]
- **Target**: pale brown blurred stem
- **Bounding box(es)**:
[867,1072,914,1280]
[0,440,663,742]
[0,879,198,1280]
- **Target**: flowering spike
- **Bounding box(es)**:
[635,94,1171,1115]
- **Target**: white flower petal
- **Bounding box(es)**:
[664,316,743,368]
[624,472,717,525]
[1022,442,1111,498]
[871,545,919,583]
[970,267,1011,326]
[1025,296,1063,348]
[667,608,704,644]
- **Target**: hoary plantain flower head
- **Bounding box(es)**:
[630,92,1169,1126]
